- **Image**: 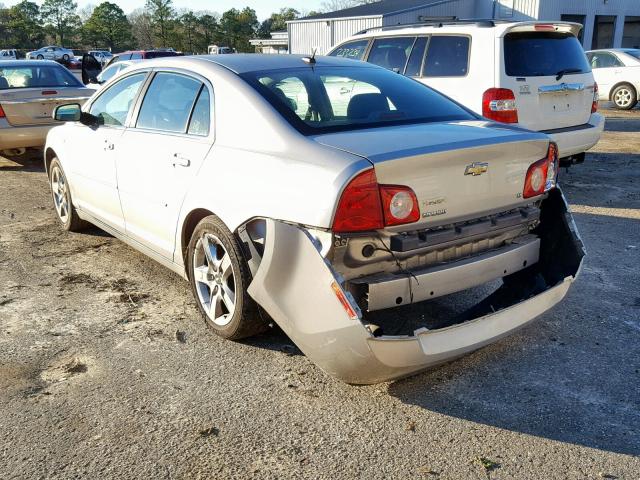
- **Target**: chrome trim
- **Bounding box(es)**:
[0,96,91,105]
[538,83,584,94]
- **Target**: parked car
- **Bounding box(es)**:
[26,46,75,62]
[105,49,181,68]
[328,20,604,167]
[83,58,140,90]
[207,45,234,54]
[88,50,113,66]
[0,60,92,155]
[0,49,18,61]
[586,48,640,110]
[45,55,584,384]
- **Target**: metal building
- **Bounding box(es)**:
[288,0,640,54]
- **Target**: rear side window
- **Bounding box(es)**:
[187,87,210,136]
[405,37,427,76]
[136,72,203,133]
[328,39,369,60]
[588,51,623,68]
[367,37,414,72]
[119,54,132,61]
[423,36,470,77]
[130,53,143,60]
[504,32,590,77]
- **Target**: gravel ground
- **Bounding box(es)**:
[1,105,639,479]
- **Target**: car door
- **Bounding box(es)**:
[589,51,624,97]
[116,70,213,260]
[68,72,148,230]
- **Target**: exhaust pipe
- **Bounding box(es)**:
[1,148,26,157]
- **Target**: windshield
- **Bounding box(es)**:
[0,64,83,89]
[504,32,591,77]
[240,65,476,134]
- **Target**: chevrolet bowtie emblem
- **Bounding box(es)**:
[464,162,489,176]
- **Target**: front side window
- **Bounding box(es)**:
[89,73,146,127]
[504,32,590,77]
[97,63,125,83]
[130,53,143,60]
[136,72,203,133]
[367,37,415,72]
[328,39,370,61]
[423,36,470,77]
[241,65,476,135]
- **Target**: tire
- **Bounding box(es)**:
[611,84,638,110]
[62,54,69,61]
[48,158,87,232]
[187,215,267,340]
[36,54,43,59]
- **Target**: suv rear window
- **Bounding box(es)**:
[504,32,590,77]
[328,39,369,61]
[423,36,470,77]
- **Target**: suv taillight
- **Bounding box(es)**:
[482,88,518,123]
[523,142,559,199]
[332,169,420,233]
[592,82,599,113]
[0,104,5,118]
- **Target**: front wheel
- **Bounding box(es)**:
[49,158,87,232]
[62,54,69,61]
[612,84,638,110]
[187,215,267,340]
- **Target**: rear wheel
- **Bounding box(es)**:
[62,54,69,61]
[49,158,87,232]
[36,54,43,60]
[187,215,266,340]
[612,84,637,110]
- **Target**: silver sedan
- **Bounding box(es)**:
[44,55,584,384]
[26,46,75,62]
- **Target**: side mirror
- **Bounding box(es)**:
[54,103,81,122]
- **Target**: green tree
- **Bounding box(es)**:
[7,1,44,49]
[197,13,218,51]
[258,7,298,38]
[128,8,154,49]
[178,10,197,52]
[83,2,132,50]
[40,0,77,46]
[218,7,258,52]
[145,0,174,47]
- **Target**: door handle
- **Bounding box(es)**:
[172,153,191,167]
[103,139,114,151]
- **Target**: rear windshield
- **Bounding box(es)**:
[504,32,590,77]
[240,65,476,135]
[0,64,82,90]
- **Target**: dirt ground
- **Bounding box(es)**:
[1,104,639,479]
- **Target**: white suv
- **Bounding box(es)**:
[328,20,604,167]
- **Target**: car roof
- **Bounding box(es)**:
[186,54,376,74]
[0,59,62,67]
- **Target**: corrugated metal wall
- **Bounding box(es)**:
[383,0,476,25]
[288,16,382,55]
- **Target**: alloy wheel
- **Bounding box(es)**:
[50,165,69,224]
[192,233,236,326]
[614,88,633,108]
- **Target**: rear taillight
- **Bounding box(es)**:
[534,24,556,31]
[591,82,599,113]
[332,169,420,233]
[523,142,559,199]
[332,169,384,233]
[0,104,5,118]
[482,88,518,123]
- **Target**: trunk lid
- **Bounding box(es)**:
[0,87,91,126]
[501,29,595,132]
[314,121,550,229]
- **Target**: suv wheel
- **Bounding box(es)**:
[612,84,637,110]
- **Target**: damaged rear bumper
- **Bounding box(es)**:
[247,188,585,384]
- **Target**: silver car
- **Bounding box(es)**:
[26,46,74,62]
[45,55,584,384]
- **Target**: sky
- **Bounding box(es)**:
[2,0,328,20]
